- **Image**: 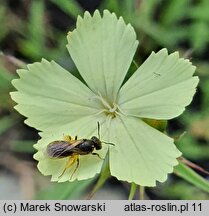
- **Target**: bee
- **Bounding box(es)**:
[46,122,114,179]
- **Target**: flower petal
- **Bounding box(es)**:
[10,59,101,131]
[118,49,199,119]
[34,114,108,182]
[67,10,138,102]
[109,115,181,186]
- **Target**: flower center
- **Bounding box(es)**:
[95,93,120,118]
[109,103,118,113]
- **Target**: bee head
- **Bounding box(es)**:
[91,136,102,150]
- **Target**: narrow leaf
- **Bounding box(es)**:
[174,162,209,193]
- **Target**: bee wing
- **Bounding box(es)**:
[46,140,82,158]
[64,140,82,150]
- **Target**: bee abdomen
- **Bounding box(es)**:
[47,141,73,158]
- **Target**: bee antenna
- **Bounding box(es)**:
[101,141,115,146]
[97,121,101,140]
[97,122,115,146]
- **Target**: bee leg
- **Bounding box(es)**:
[58,155,78,178]
[70,157,80,180]
[92,152,104,160]
[75,135,78,140]
[64,135,72,142]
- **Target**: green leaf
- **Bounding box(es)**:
[189,22,209,53]
[10,59,100,131]
[174,162,209,193]
[109,115,181,186]
[160,0,191,26]
[176,135,209,160]
[19,0,45,59]
[157,181,209,200]
[67,10,138,102]
[10,140,35,153]
[28,0,45,46]
[119,49,199,120]
[50,0,83,19]
[188,1,209,22]
[0,116,16,135]
[88,158,111,199]
[36,179,93,199]
[100,0,120,14]
[0,4,9,41]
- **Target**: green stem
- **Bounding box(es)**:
[139,186,145,200]
[87,157,111,199]
[128,183,137,200]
